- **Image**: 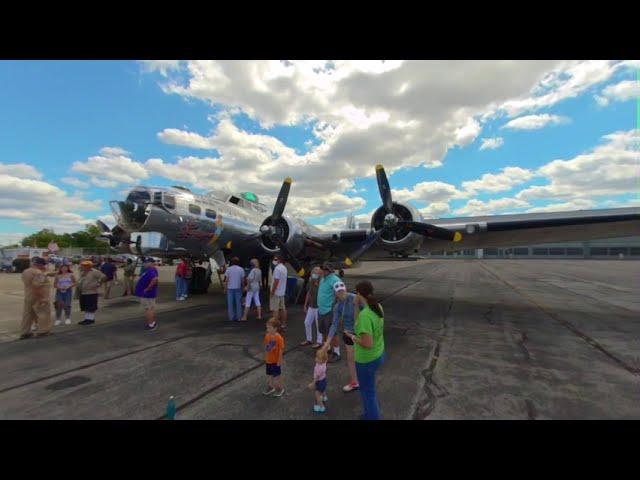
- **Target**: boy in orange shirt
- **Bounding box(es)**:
[263,318,285,397]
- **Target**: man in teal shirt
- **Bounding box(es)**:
[317,262,341,361]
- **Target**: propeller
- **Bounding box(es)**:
[96,220,140,250]
[374,164,462,242]
[344,164,462,265]
[259,177,305,277]
[272,177,292,222]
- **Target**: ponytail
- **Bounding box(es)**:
[355,280,383,318]
[365,294,383,318]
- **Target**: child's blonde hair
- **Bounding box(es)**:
[316,346,329,363]
[266,317,280,330]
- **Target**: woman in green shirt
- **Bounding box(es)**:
[344,280,385,420]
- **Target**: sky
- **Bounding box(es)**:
[0,60,638,246]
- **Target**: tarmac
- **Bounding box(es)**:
[0,259,638,420]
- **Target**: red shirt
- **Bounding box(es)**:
[176,262,187,277]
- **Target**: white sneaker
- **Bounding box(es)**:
[65,318,71,325]
[31,324,37,332]
[54,320,62,326]
[272,388,285,397]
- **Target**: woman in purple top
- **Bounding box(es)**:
[135,258,159,330]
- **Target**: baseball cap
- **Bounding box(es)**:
[333,281,346,294]
[32,257,46,266]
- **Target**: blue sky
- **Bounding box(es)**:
[0,60,638,245]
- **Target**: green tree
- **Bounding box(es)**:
[19,224,109,253]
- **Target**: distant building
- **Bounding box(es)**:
[423,236,640,260]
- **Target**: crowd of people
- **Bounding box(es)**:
[19,253,386,420]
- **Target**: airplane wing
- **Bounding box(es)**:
[313,207,640,263]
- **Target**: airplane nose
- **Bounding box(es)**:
[110,200,149,231]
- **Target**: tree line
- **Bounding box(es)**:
[4,225,110,253]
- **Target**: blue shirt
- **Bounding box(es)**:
[330,292,357,335]
[135,268,158,298]
[317,273,340,315]
[100,263,117,280]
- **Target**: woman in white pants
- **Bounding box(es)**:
[301,266,322,347]
[241,258,262,321]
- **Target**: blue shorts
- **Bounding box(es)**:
[266,363,281,377]
[315,378,327,393]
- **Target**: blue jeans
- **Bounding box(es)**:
[175,276,187,299]
[227,288,243,321]
[54,289,73,319]
[355,353,385,420]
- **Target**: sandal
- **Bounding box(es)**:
[299,340,312,346]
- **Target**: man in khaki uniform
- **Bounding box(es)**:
[21,257,53,339]
[76,260,107,325]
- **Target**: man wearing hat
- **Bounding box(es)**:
[76,260,107,325]
[316,262,342,361]
[20,257,53,339]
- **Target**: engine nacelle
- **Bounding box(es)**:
[371,202,424,255]
[260,215,306,257]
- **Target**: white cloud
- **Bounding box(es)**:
[420,202,451,219]
[453,117,481,147]
[594,79,640,107]
[516,129,639,201]
[502,114,570,131]
[0,173,103,233]
[72,147,148,187]
[454,198,530,216]
[499,60,631,116]
[151,61,571,177]
[479,137,504,151]
[142,60,635,221]
[140,60,183,77]
[462,167,535,195]
[526,199,596,213]
[61,177,89,189]
[0,163,42,179]
[0,232,27,247]
[392,181,465,204]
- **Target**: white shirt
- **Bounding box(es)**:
[272,263,288,297]
[225,265,245,290]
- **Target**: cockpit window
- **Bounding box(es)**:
[188,204,201,215]
[228,196,241,205]
[205,209,217,219]
[126,190,151,205]
[164,195,176,209]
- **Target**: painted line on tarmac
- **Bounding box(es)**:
[477,261,640,377]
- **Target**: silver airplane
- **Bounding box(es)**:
[98,165,640,276]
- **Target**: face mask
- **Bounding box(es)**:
[311,273,319,280]
[272,261,278,266]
